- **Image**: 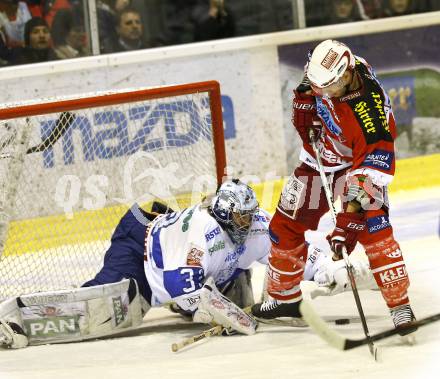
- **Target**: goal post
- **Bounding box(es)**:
[0,80,226,300]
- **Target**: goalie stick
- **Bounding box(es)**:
[171,325,223,352]
[309,129,378,360]
[0,111,75,159]
[300,300,440,351]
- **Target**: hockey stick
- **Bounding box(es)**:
[300,300,440,351]
[0,111,75,159]
[309,130,378,359]
[171,325,223,352]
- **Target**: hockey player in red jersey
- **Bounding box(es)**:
[252,39,417,335]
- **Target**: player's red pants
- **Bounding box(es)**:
[267,163,410,308]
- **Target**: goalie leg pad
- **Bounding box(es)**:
[195,278,257,335]
[220,269,255,309]
[365,237,410,308]
[0,279,147,347]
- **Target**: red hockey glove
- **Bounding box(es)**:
[291,90,321,144]
[327,212,366,257]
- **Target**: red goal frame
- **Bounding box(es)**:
[0,80,227,186]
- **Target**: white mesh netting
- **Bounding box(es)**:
[0,85,223,300]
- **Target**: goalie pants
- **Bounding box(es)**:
[83,205,153,304]
[267,163,410,309]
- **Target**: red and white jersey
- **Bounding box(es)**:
[143,205,270,312]
[299,56,397,186]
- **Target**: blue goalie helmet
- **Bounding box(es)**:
[210,179,259,245]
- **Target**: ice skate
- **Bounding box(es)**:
[251,299,307,327]
[0,320,28,349]
[390,304,418,344]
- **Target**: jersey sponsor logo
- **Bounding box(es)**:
[316,139,344,164]
[24,316,80,338]
[354,101,376,134]
[378,265,407,284]
[349,75,393,145]
[181,208,194,232]
[367,215,391,234]
[316,98,342,136]
[187,247,204,266]
[339,91,361,102]
[208,240,225,255]
[112,296,126,326]
[371,92,390,132]
[224,245,246,263]
[253,214,270,222]
[363,149,394,171]
[205,226,221,242]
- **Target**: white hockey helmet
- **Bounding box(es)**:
[306,39,355,91]
[211,179,258,245]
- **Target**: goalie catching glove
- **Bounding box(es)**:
[193,277,257,335]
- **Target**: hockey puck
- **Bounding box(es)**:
[335,318,350,325]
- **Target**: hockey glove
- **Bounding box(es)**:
[292,90,321,144]
[327,212,366,257]
[346,175,386,211]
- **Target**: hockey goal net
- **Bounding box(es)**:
[0,81,226,300]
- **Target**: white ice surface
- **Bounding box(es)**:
[1,188,439,379]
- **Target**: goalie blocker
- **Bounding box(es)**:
[0,278,147,348]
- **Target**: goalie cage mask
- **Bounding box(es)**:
[210,179,258,245]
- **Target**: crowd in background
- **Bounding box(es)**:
[1,0,439,67]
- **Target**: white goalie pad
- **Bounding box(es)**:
[0,279,146,348]
[194,277,257,335]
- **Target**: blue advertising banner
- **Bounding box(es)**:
[278,25,440,170]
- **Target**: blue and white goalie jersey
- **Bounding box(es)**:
[144,205,270,312]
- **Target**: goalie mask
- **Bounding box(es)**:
[210,179,258,245]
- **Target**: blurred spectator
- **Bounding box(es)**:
[328,0,363,24]
[103,8,148,53]
[382,0,431,16]
[131,0,166,47]
[156,0,197,46]
[41,0,71,27]
[0,28,10,64]
[192,0,235,42]
[9,17,54,64]
[51,7,88,59]
[227,0,293,36]
[305,0,328,26]
[359,0,383,18]
[306,0,364,26]
[0,0,32,47]
[97,0,130,53]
